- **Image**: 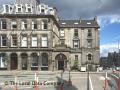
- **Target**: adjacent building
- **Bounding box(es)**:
[0,0,100,71]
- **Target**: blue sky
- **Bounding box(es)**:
[1,0,120,57]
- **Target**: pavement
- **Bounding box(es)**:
[0,70,116,90]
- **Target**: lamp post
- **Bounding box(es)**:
[87,62,90,90]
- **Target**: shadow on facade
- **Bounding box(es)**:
[54,76,78,90]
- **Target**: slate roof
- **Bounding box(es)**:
[59,19,100,28]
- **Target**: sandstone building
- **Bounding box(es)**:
[0,0,100,71]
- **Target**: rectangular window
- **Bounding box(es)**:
[21,20,27,30]
[42,20,48,30]
[32,35,37,47]
[0,54,7,68]
[32,21,37,30]
[74,29,78,37]
[11,21,17,29]
[3,5,9,13]
[11,34,17,47]
[75,55,78,60]
[41,35,48,47]
[16,4,23,13]
[25,4,32,13]
[60,29,65,37]
[88,29,92,37]
[1,20,7,30]
[87,39,92,48]
[21,35,27,47]
[1,35,7,47]
[73,40,79,48]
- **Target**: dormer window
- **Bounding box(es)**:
[87,22,91,25]
[62,23,66,25]
[3,5,9,13]
[16,4,23,13]
[74,22,78,25]
[25,4,33,13]
[3,4,13,13]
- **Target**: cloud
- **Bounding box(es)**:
[98,15,120,28]
[42,0,120,19]
[100,43,120,57]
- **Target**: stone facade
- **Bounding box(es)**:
[0,0,100,71]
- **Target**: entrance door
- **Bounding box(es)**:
[58,61,64,70]
[10,53,18,70]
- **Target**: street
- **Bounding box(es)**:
[0,71,116,90]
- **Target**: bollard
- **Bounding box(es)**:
[118,77,120,90]
[104,72,108,90]
[59,83,64,90]
[13,76,17,90]
[34,72,39,90]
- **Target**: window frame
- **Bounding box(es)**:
[11,34,18,47]
[0,34,7,47]
[73,40,80,48]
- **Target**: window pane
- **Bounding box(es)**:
[1,35,7,46]
[32,36,37,47]
[42,37,48,47]
[0,54,7,68]
[1,20,7,29]
[21,36,27,47]
[11,35,17,46]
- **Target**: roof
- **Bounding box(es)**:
[0,14,59,28]
[59,19,100,28]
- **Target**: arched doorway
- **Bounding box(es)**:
[41,53,48,70]
[10,53,18,70]
[21,53,28,70]
[31,53,38,70]
[55,53,67,70]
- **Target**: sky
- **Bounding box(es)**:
[0,0,120,57]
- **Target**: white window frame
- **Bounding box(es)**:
[11,34,17,47]
[41,36,48,47]
[1,20,7,30]
[0,53,7,68]
[31,35,38,47]
[21,20,27,30]
[0,35,7,47]
[21,35,27,47]
[42,20,48,30]
[32,21,37,30]
[11,20,17,29]
[60,29,65,37]
[25,4,33,13]
[73,40,79,48]
[15,4,23,13]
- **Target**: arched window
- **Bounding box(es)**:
[0,53,7,68]
[31,53,38,67]
[42,53,48,66]
[88,54,92,61]
[21,53,28,70]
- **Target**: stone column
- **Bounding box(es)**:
[7,53,11,70]
[38,52,41,71]
[18,53,22,70]
[48,52,52,71]
[27,53,31,70]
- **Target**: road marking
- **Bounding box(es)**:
[111,74,119,79]
[89,76,93,90]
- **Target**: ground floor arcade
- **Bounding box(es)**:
[0,52,69,71]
